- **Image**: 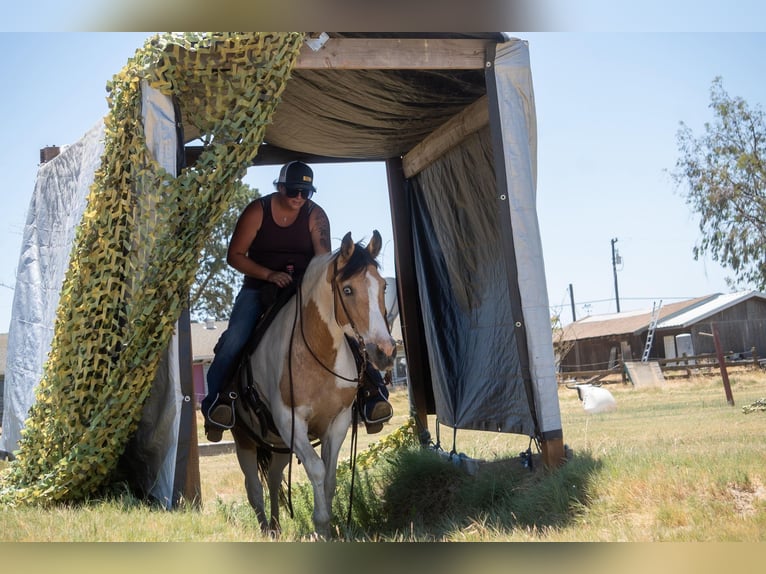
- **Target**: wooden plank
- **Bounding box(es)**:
[296,38,489,70]
[402,95,489,178]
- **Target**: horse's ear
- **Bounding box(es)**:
[368,230,382,259]
[340,231,355,261]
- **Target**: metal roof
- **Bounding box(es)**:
[656,290,766,329]
[559,290,766,342]
[559,295,715,342]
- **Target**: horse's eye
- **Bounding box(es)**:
[343,286,353,296]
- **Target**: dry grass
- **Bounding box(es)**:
[2,370,765,541]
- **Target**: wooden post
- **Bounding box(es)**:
[385,157,433,445]
[711,323,735,406]
[174,306,202,506]
[541,437,566,469]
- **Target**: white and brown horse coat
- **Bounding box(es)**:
[230,230,395,537]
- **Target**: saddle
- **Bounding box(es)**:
[207,282,297,438]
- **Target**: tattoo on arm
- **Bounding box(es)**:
[315,210,331,253]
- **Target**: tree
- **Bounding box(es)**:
[189,179,258,321]
[671,77,766,290]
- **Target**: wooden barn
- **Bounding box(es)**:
[557,291,766,373]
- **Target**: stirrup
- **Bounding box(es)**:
[206,392,238,429]
[363,399,393,425]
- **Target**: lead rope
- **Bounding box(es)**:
[346,401,360,530]
[330,260,369,531]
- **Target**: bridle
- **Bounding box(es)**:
[293,255,370,384]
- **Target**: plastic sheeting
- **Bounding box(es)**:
[406,39,561,439]
[0,123,104,459]
[264,68,487,160]
[410,127,535,434]
[491,40,561,438]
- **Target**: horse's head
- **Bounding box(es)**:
[333,230,396,371]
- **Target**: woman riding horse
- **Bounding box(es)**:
[232,230,396,537]
[201,161,393,442]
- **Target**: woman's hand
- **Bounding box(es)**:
[267,270,293,288]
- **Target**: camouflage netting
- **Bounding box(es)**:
[0,32,304,504]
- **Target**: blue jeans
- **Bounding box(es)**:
[201,286,263,415]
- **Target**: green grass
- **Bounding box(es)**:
[1,371,765,541]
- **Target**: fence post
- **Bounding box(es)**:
[711,323,735,406]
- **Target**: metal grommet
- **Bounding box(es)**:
[183,395,191,402]
[485,61,492,68]
[515,321,522,328]
[499,194,507,201]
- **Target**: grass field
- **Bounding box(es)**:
[1,369,765,542]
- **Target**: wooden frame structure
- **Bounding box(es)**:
[232,36,564,468]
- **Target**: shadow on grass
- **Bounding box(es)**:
[325,446,603,540]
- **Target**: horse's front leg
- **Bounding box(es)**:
[320,408,353,508]
[285,422,332,538]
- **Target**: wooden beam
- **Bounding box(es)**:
[402,95,489,178]
[296,38,488,70]
[386,157,434,445]
[184,144,372,167]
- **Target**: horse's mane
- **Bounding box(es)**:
[335,239,380,281]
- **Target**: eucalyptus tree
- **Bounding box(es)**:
[672,77,766,290]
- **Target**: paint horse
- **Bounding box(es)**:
[229,230,396,538]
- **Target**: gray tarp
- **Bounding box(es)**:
[1,123,103,458]
[492,40,561,438]
[115,81,184,508]
[410,126,535,434]
[2,82,187,507]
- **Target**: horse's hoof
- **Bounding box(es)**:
[265,528,280,540]
[307,531,329,542]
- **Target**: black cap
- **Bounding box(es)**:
[275,161,315,192]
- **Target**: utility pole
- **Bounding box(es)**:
[611,237,621,313]
[569,283,576,322]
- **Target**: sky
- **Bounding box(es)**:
[1,29,765,334]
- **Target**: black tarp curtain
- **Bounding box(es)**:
[408,126,536,435]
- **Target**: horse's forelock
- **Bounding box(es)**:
[337,240,379,281]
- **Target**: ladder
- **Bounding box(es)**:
[641,300,662,362]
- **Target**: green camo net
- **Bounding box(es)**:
[0,32,305,504]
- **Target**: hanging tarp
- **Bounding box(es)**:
[1,83,191,507]
[490,40,561,440]
[405,38,560,441]
[0,123,104,460]
[410,126,536,434]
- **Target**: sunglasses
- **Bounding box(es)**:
[285,186,314,200]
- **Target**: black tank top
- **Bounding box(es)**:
[243,193,315,288]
